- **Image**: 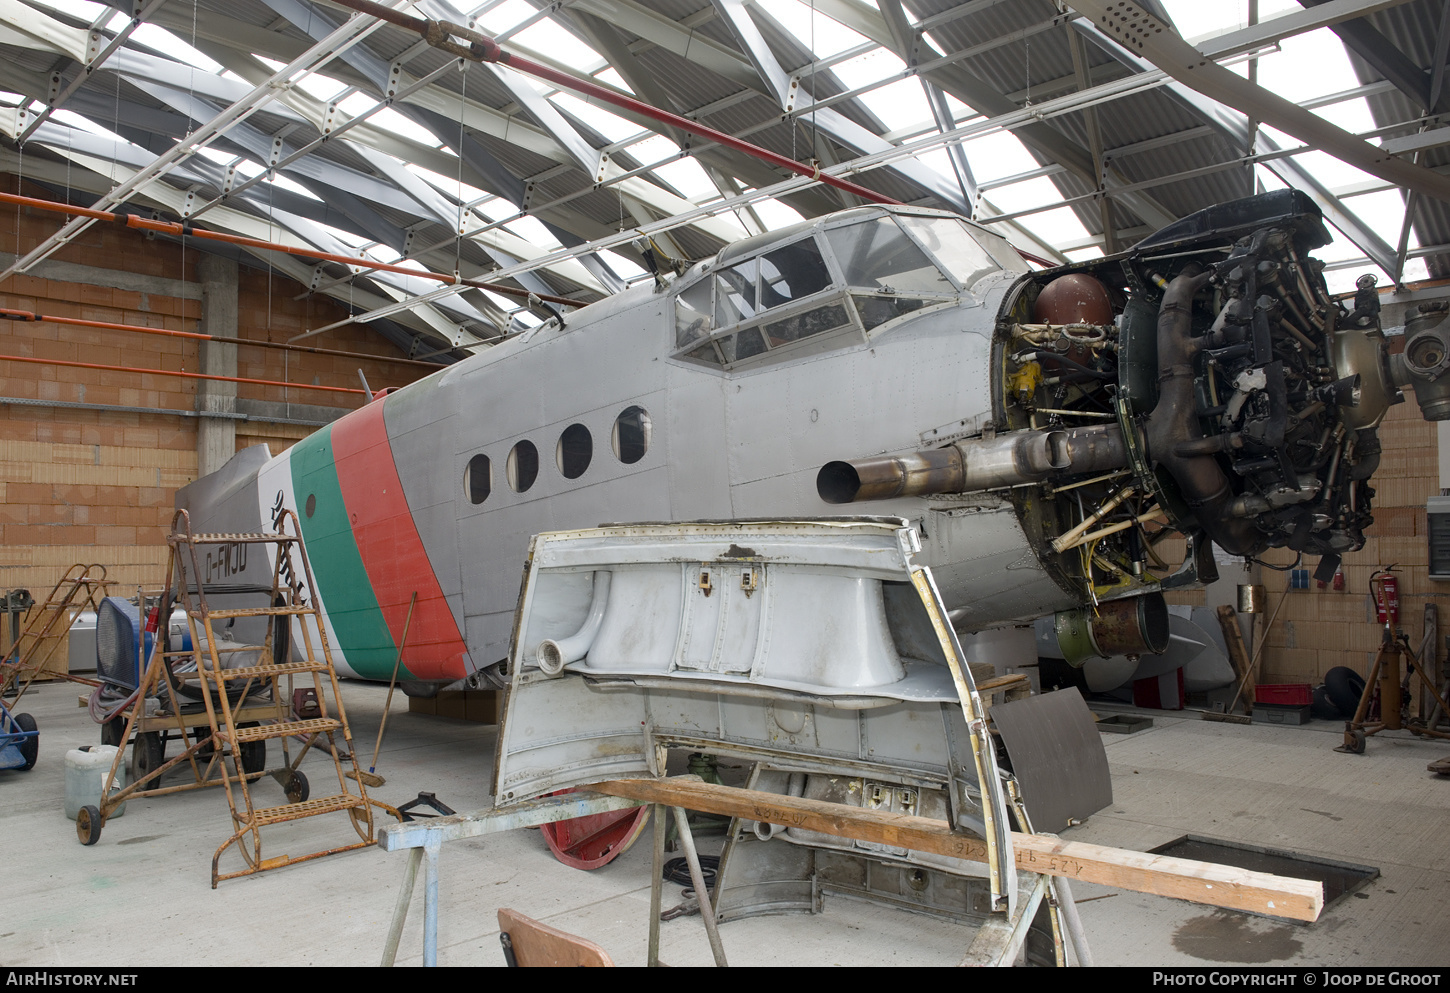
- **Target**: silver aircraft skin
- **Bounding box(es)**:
[177,192,1426,686]
[181,205,1063,682]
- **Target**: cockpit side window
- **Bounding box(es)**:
[673,235,848,370]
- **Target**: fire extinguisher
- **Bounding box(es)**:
[1370,566,1399,628]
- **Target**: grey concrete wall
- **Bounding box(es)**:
[196,254,238,476]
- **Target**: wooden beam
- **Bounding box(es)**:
[590,778,1323,922]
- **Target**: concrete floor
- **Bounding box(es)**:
[3,678,1448,967]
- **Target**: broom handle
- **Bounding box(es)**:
[371,592,418,773]
[1228,586,1290,713]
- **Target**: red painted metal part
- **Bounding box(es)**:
[328,396,469,680]
[0,191,579,308]
[0,352,366,396]
[539,789,652,870]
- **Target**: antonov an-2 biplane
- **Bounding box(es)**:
[177,189,1447,691]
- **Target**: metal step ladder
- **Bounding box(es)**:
[0,563,111,703]
[164,508,395,887]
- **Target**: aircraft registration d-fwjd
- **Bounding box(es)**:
[177,189,1448,687]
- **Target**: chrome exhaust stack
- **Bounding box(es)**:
[817,424,1127,504]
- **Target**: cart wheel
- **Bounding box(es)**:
[286,770,309,804]
[101,717,124,748]
[1346,729,1367,754]
[132,731,164,785]
[237,723,266,775]
[76,804,102,845]
[15,712,37,770]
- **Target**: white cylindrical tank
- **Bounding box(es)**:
[65,745,126,820]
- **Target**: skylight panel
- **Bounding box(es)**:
[365,244,403,264]
[368,106,442,148]
[653,157,718,201]
[758,0,869,60]
[961,131,1040,185]
[1253,27,1362,106]
[293,72,349,104]
[594,67,633,96]
[853,77,929,134]
[266,173,322,201]
[598,249,646,281]
[504,215,561,250]
[52,109,124,143]
[831,48,905,91]
[750,197,805,230]
[986,176,1092,247]
[549,91,639,144]
[509,22,604,73]
[477,0,536,35]
[408,162,489,203]
[130,23,222,73]
[195,147,238,166]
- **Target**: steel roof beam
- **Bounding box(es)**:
[712,0,969,213]
[1066,1,1450,204]
[1294,0,1449,115]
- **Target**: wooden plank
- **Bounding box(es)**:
[590,778,1323,922]
[1217,603,1256,712]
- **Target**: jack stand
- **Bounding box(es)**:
[398,792,457,821]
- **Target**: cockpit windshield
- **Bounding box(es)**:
[826,217,955,294]
[673,209,1025,370]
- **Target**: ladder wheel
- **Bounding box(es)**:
[132,731,164,785]
[101,717,124,748]
[286,770,309,804]
[15,712,37,770]
[1346,729,1367,754]
[76,804,102,845]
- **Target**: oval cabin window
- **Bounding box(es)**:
[557,424,592,480]
[613,407,651,465]
[507,441,538,493]
[465,454,491,504]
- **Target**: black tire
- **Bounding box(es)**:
[101,717,124,748]
[132,731,164,786]
[192,726,216,762]
[15,712,37,770]
[238,723,266,775]
[1325,666,1366,717]
[286,769,309,804]
[76,804,102,845]
[1310,684,1340,720]
[1346,728,1367,754]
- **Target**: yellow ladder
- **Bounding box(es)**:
[0,563,111,703]
[164,508,395,887]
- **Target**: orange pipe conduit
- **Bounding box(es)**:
[0,352,367,397]
[0,307,445,370]
[0,191,581,308]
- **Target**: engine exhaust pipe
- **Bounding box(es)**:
[1053,593,1170,667]
[818,424,1126,504]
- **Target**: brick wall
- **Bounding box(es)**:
[0,177,435,596]
[1257,395,1442,696]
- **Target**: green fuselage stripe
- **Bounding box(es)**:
[288,424,398,677]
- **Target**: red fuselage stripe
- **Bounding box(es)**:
[330,397,469,679]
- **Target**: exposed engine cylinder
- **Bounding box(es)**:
[816,190,1402,639]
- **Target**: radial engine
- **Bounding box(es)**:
[821,191,1440,664]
